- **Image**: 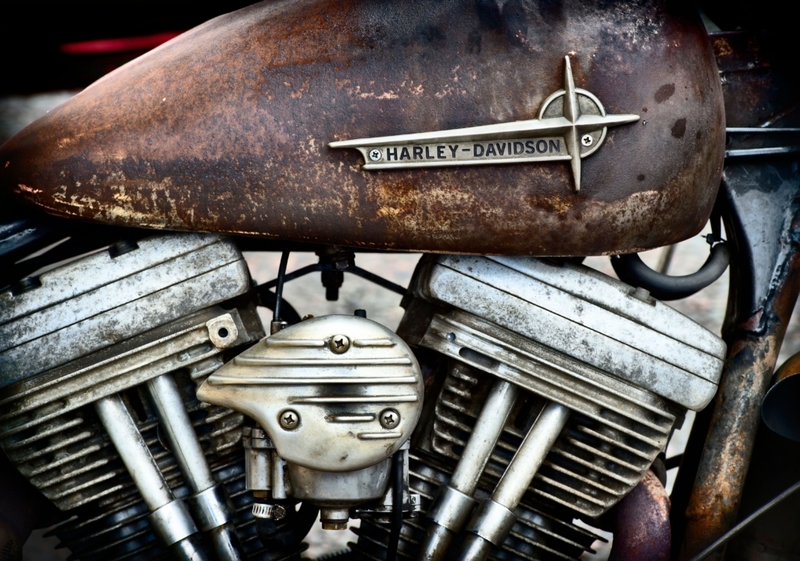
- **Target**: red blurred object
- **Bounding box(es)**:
[60,31,181,55]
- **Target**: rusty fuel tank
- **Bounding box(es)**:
[0,0,724,256]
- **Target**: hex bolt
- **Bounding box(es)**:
[329,335,351,354]
[380,408,401,429]
[581,134,593,147]
[368,148,382,161]
[207,316,239,349]
[279,410,300,430]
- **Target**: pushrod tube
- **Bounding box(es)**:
[94,394,208,561]
[457,401,571,561]
[418,377,519,561]
[147,374,243,561]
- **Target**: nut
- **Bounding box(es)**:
[329,335,351,354]
[379,408,400,429]
[320,507,350,530]
[279,409,300,430]
[206,315,239,348]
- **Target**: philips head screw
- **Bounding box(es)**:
[329,335,351,354]
[368,148,382,162]
[279,410,300,430]
[581,134,593,147]
[379,408,400,429]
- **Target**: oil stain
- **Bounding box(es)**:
[671,118,687,139]
[654,84,675,103]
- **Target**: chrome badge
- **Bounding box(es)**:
[329,56,639,191]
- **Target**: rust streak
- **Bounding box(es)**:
[0,0,725,256]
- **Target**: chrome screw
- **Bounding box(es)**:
[329,335,351,354]
[380,408,400,429]
[368,148,382,161]
[581,134,593,147]
[279,410,300,430]
[271,504,287,520]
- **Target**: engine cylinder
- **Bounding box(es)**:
[0,234,280,560]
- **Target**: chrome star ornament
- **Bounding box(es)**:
[329,56,639,191]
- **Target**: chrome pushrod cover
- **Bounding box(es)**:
[418,377,519,561]
[147,373,243,560]
[457,402,571,561]
[94,394,207,561]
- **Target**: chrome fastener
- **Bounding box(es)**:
[329,335,351,354]
[379,408,400,429]
[279,410,300,430]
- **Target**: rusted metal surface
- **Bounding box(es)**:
[610,469,671,561]
[761,351,800,443]
[679,161,800,559]
[675,26,800,557]
[679,331,786,560]
[710,31,800,128]
[0,0,724,256]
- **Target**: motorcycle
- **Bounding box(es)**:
[0,1,798,560]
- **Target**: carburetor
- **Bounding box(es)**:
[197,314,424,529]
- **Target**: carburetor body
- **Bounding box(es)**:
[197,314,424,528]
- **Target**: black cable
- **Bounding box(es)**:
[254,501,319,551]
[350,266,406,295]
[611,241,730,301]
[273,251,290,322]
[386,451,404,561]
[261,263,322,290]
[258,289,302,325]
[259,262,406,295]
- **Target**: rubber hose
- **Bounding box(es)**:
[255,501,319,550]
[611,242,730,301]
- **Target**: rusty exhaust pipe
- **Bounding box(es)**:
[609,469,671,561]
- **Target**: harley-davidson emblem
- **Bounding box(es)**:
[329,56,639,191]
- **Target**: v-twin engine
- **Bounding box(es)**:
[0,235,725,560]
